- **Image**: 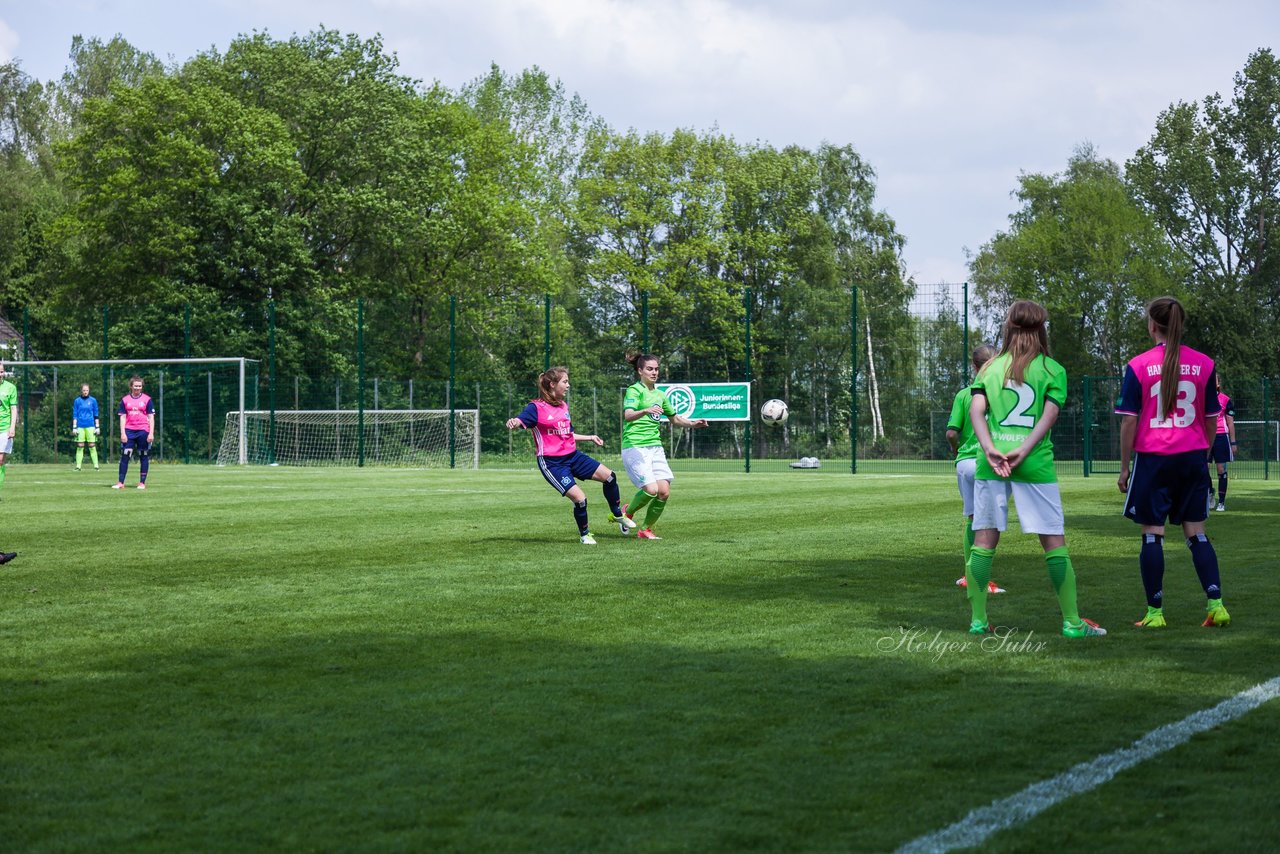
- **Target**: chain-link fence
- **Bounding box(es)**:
[4,288,1276,477]
[1080,375,1277,480]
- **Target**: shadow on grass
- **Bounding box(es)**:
[6,624,1278,852]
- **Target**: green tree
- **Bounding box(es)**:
[183,29,439,380]
[970,145,1183,379]
[573,126,734,383]
[462,64,601,215]
[195,32,555,381]
[813,143,909,449]
[385,86,555,382]
[54,69,311,362]
[1,60,54,166]
[459,66,588,379]
[190,29,422,294]
[53,35,164,131]
[1127,47,1280,376]
[0,60,63,351]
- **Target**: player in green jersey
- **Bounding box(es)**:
[945,344,1004,595]
[0,363,15,558]
[0,361,17,496]
[967,301,1106,639]
[619,351,709,539]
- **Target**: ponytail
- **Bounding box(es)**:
[1147,297,1185,419]
[971,343,997,375]
[625,350,658,375]
[536,366,569,404]
[998,301,1050,385]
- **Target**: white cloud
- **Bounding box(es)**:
[6,0,1277,283]
[0,17,19,63]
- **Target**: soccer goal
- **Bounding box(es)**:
[1234,420,1280,461]
[215,409,480,467]
[5,357,255,464]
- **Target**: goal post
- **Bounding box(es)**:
[216,409,481,468]
[1233,420,1280,462]
[4,358,254,464]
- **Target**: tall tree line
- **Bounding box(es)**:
[0,29,909,454]
[8,32,1272,453]
[971,48,1280,384]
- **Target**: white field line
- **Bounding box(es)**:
[897,675,1280,853]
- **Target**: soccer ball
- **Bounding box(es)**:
[760,398,789,424]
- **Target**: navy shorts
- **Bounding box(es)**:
[537,451,603,495]
[122,429,152,456]
[1124,450,1210,526]
[1210,433,1234,465]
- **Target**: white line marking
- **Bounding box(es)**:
[897,675,1280,853]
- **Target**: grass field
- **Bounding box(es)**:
[3,463,1279,851]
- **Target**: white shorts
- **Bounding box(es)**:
[621,445,674,488]
[973,479,1064,535]
[0,435,11,455]
[955,458,977,516]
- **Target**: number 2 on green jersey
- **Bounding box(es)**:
[999,381,1036,428]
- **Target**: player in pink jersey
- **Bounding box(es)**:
[505,367,635,544]
[114,375,155,490]
[1116,297,1229,629]
[1208,374,1237,511]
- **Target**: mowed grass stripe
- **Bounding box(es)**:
[2,466,1277,851]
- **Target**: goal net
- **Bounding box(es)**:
[1233,420,1280,461]
[4,358,253,464]
[216,409,480,467]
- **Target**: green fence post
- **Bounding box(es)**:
[642,290,649,353]
[357,297,365,468]
[744,287,751,474]
[183,304,191,464]
[1265,376,1271,481]
[21,307,29,463]
[850,286,858,474]
[101,305,110,462]
[1082,375,1092,477]
[450,295,457,469]
[962,281,969,384]
[543,293,551,373]
[268,294,276,465]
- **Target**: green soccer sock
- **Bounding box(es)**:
[963,518,975,573]
[1045,546,1080,624]
[89,445,99,467]
[968,546,995,625]
[629,489,655,517]
[0,463,6,490]
[76,446,84,468]
[642,498,667,529]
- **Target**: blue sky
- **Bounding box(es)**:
[2,0,1274,283]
